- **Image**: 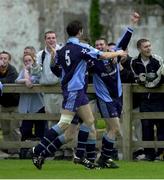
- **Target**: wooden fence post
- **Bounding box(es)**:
[122,84,133,160]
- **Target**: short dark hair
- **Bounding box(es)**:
[96,37,107,44]
[44,31,56,39]
[24,46,36,54]
[108,42,116,46]
[0,51,11,60]
[66,20,83,37]
[137,39,150,49]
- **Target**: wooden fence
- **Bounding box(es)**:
[122,83,164,160]
[1,83,164,160]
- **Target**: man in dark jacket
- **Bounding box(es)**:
[0,51,20,154]
[131,39,164,160]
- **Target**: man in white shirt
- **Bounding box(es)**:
[36,31,63,116]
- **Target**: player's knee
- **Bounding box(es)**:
[57,114,74,130]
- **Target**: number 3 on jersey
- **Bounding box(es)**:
[65,50,71,66]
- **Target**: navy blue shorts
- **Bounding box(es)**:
[62,88,89,112]
[97,96,122,119]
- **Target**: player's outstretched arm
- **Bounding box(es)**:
[100,50,127,60]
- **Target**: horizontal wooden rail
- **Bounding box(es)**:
[2,84,95,93]
[132,112,164,120]
[0,113,60,121]
[2,84,62,93]
[132,84,164,93]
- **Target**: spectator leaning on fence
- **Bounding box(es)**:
[130,38,164,161]
[0,51,20,154]
[15,53,47,143]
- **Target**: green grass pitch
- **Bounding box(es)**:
[0,159,164,179]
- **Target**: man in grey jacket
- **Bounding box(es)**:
[37,31,63,115]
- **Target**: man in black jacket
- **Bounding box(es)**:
[131,39,164,160]
[0,51,20,154]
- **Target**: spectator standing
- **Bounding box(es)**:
[24,46,36,57]
[107,42,116,52]
[16,53,47,142]
[36,31,62,115]
[0,51,20,154]
[131,38,164,160]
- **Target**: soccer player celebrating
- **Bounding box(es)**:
[31,20,127,170]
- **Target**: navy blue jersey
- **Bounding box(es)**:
[91,27,133,102]
[55,37,103,91]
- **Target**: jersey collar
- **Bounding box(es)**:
[67,37,80,44]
